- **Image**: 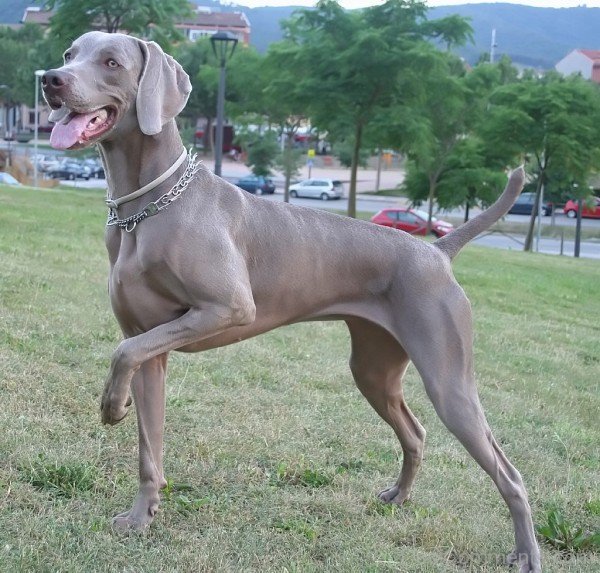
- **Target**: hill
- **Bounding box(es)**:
[240,2,600,69]
[0,0,31,23]
[429,3,600,68]
[1,1,598,69]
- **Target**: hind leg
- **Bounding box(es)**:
[347,318,426,505]
[396,284,540,572]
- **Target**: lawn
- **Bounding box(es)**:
[0,185,598,572]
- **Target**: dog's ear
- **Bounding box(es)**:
[136,40,192,136]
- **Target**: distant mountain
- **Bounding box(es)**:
[240,6,299,52]
[0,0,31,23]
[1,1,598,69]
[429,3,600,69]
[238,2,600,69]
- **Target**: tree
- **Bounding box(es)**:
[278,0,472,217]
[400,56,519,225]
[260,43,311,201]
[236,129,279,177]
[397,51,469,229]
[175,39,219,152]
[226,42,311,201]
[480,72,600,251]
[0,24,63,137]
[226,46,270,121]
[177,42,271,156]
[274,145,304,202]
[45,0,191,46]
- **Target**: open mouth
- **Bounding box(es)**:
[50,106,117,150]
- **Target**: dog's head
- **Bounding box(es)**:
[42,31,191,150]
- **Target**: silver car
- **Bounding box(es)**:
[289,178,344,200]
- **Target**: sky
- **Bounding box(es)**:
[234,1,600,7]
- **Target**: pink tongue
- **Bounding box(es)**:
[50,112,98,150]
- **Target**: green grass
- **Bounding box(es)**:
[0,184,599,572]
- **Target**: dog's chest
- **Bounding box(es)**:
[106,230,183,331]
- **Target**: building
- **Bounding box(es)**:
[177,6,250,45]
[555,49,600,83]
[20,4,250,45]
[21,6,52,26]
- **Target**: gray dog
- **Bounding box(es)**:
[42,32,540,572]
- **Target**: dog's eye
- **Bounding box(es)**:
[106,59,119,68]
[64,52,72,63]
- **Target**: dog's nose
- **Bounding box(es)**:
[42,70,68,92]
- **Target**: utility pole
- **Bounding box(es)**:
[490,29,497,64]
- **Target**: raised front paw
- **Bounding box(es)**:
[100,385,130,425]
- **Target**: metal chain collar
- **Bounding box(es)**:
[106,150,201,233]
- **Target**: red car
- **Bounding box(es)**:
[371,208,455,237]
[564,197,600,219]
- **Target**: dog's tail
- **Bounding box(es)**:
[434,167,525,261]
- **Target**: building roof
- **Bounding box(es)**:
[179,10,250,29]
[22,7,53,26]
[579,49,600,62]
[20,5,249,31]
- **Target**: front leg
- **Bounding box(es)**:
[112,353,168,532]
[102,302,255,425]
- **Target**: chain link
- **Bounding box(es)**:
[106,150,201,232]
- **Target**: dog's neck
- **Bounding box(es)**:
[98,120,186,218]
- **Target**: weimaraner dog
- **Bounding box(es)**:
[42,32,540,572]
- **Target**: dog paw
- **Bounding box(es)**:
[100,393,129,425]
[112,511,150,533]
[112,490,160,532]
[506,549,541,573]
[378,485,410,505]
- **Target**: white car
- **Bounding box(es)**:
[34,155,61,173]
[289,178,344,200]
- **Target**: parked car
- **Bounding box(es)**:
[82,158,105,179]
[564,196,600,219]
[0,172,22,186]
[34,154,61,173]
[508,192,553,216]
[47,161,91,180]
[236,175,275,195]
[370,208,455,237]
[289,178,344,200]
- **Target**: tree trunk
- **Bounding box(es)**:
[281,130,294,203]
[464,187,475,223]
[426,176,436,234]
[207,117,214,157]
[348,122,363,218]
[524,170,544,252]
[284,134,293,203]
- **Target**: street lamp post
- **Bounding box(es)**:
[0,84,12,167]
[33,69,45,188]
[0,84,8,138]
[210,31,238,177]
